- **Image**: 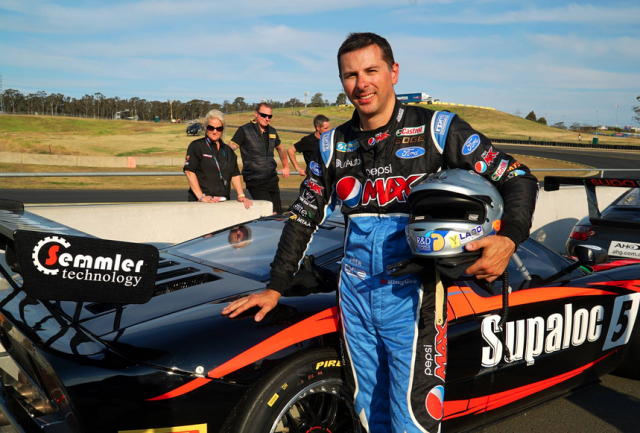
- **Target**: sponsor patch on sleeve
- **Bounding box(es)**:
[309,161,322,176]
[461,134,481,155]
[431,111,456,154]
[491,159,509,181]
[320,130,333,166]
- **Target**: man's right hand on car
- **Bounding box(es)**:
[221,289,281,322]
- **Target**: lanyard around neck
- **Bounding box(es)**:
[205,137,227,180]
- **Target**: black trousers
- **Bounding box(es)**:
[246,176,282,214]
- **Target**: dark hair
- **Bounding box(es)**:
[337,32,395,75]
[256,102,272,112]
[313,114,330,129]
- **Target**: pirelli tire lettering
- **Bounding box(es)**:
[220,348,355,433]
[481,294,640,368]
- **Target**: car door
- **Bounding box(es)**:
[443,239,622,431]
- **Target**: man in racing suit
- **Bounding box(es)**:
[223,33,538,433]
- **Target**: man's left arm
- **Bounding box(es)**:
[442,116,539,281]
[275,133,290,178]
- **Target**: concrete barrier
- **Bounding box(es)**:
[26,200,274,245]
[22,185,624,253]
[530,186,626,253]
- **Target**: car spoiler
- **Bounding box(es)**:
[0,199,158,305]
[544,175,640,222]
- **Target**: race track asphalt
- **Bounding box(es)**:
[1,145,640,432]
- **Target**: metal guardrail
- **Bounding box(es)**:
[2,169,640,178]
[491,138,640,151]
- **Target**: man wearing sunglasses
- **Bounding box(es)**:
[229,103,290,214]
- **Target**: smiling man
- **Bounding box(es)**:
[223,33,538,433]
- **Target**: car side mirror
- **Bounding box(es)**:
[574,245,608,266]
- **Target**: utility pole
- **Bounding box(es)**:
[596,111,599,132]
[0,75,5,114]
[615,104,619,129]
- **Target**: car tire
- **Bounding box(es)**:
[220,347,361,433]
[613,315,640,380]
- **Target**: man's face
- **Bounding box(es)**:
[255,106,273,129]
[316,121,331,135]
[339,44,399,122]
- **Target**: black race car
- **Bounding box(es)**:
[545,176,640,261]
[186,122,204,136]
[0,198,639,433]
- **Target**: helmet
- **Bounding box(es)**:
[405,169,503,258]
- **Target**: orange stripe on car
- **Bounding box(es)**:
[146,307,339,401]
[443,351,616,420]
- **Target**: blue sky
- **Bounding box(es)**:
[1,0,639,126]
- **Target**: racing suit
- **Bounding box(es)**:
[269,100,538,433]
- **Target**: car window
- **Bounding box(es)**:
[464,239,585,296]
[170,219,344,281]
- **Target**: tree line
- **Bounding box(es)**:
[0,89,349,121]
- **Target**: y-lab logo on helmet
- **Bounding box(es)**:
[396,125,425,136]
[336,176,362,208]
[336,140,360,153]
[309,161,322,176]
[32,236,145,287]
[461,134,481,155]
[425,385,445,420]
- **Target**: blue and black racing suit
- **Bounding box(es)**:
[268,100,538,433]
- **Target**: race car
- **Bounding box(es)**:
[0,198,639,433]
[544,176,640,261]
[186,122,204,136]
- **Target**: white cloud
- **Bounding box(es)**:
[0,0,410,34]
[527,34,640,58]
[418,3,640,24]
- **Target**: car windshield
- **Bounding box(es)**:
[614,188,640,207]
[169,218,344,281]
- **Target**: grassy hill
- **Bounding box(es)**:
[300,104,639,145]
[1,104,637,158]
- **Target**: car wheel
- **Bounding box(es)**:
[613,316,640,380]
[220,347,361,433]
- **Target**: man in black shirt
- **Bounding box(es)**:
[184,110,252,208]
[229,103,290,213]
[287,114,331,176]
